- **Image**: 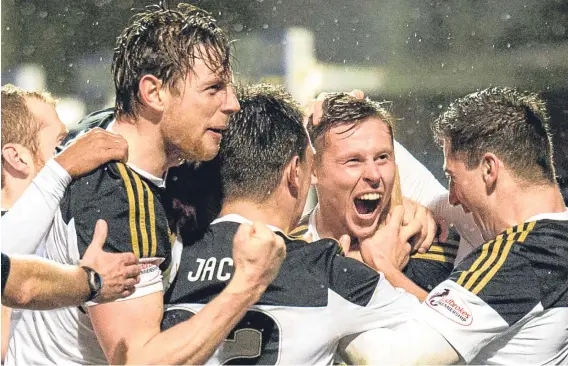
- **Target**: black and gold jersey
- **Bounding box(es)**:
[6,109,175,366]
[291,206,457,291]
[418,213,568,364]
[59,161,172,270]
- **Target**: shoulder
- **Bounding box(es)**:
[449,222,543,324]
[289,210,313,240]
[304,238,381,307]
[517,219,568,309]
[60,162,133,220]
[64,108,115,143]
[62,163,172,262]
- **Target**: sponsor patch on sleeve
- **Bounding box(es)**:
[139,257,165,285]
[426,288,473,326]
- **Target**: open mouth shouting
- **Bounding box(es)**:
[354,192,382,217]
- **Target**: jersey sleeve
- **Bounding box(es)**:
[404,228,459,291]
[1,159,71,255]
[319,240,421,336]
[414,222,541,363]
[60,162,173,303]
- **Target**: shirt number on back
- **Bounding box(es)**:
[162,306,281,364]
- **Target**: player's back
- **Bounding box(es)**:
[164,216,419,365]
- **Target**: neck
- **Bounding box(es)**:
[113,115,174,177]
[220,196,296,233]
[314,200,351,242]
[1,177,32,210]
[493,181,566,235]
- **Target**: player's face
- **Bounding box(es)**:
[28,98,68,173]
[162,49,240,164]
[443,141,494,241]
[314,118,396,239]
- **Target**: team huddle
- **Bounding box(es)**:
[1,3,567,365]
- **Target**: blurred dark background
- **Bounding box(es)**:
[2,0,567,185]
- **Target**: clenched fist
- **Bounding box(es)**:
[227,222,286,298]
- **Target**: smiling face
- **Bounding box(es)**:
[443,140,495,241]
[161,51,240,163]
[314,117,396,239]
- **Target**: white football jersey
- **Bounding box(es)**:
[162,215,420,365]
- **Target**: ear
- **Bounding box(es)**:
[1,143,34,177]
[310,161,318,185]
[286,156,303,198]
[481,153,499,188]
[138,75,166,113]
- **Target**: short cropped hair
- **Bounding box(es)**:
[112,3,232,119]
[1,84,56,184]
[432,87,556,184]
[220,84,308,202]
[307,93,396,155]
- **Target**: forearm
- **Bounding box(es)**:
[340,320,460,365]
[2,256,89,309]
[143,288,259,365]
[380,264,428,302]
[1,306,12,361]
[92,273,266,365]
[1,159,71,255]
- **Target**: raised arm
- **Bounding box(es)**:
[88,222,286,365]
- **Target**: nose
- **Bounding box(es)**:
[222,85,240,114]
[362,161,381,187]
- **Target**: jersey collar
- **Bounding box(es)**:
[525,208,568,223]
[211,213,284,234]
[107,120,166,188]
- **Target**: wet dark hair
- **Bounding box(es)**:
[432,86,556,184]
[220,83,308,202]
[112,3,232,119]
[307,93,395,154]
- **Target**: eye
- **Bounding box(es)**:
[378,153,390,160]
[207,83,224,93]
[345,158,360,164]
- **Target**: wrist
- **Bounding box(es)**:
[80,266,103,302]
[225,272,266,304]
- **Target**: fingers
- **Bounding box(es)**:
[124,263,141,279]
[411,205,428,252]
[89,220,108,250]
[419,212,437,254]
[338,234,351,254]
[233,222,253,244]
[401,198,418,226]
[386,205,405,229]
[438,219,450,243]
[349,89,365,99]
[304,90,366,128]
[400,218,423,244]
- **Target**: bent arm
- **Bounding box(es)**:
[1,159,71,255]
[89,281,263,365]
[339,319,461,365]
[1,255,89,309]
